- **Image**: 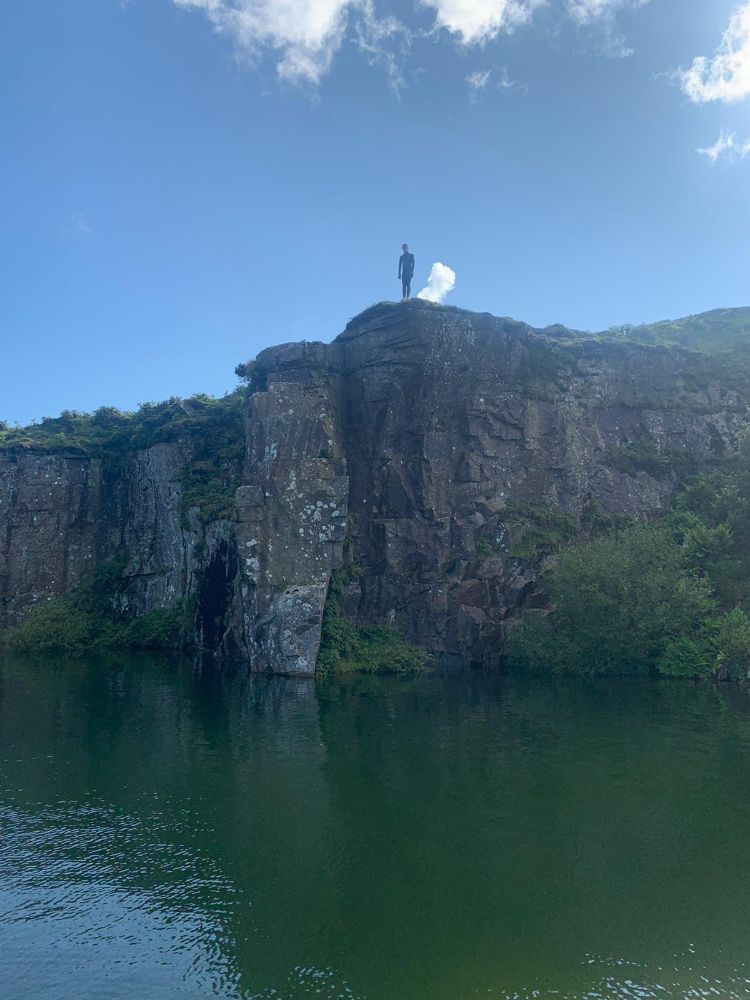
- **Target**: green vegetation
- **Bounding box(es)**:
[0,390,249,526]
[608,444,703,481]
[2,558,193,655]
[234,359,265,389]
[476,500,629,562]
[317,571,428,675]
[0,390,247,456]
[605,308,750,356]
[176,397,246,525]
[502,501,581,559]
[507,432,750,682]
[507,524,715,678]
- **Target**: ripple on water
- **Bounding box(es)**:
[4,661,750,1000]
[0,802,243,998]
[491,950,750,999]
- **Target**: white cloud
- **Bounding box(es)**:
[423,0,647,47]
[466,66,525,97]
[72,214,92,236]
[566,0,643,27]
[466,68,492,90]
[678,2,750,104]
[421,0,543,45]
[496,65,526,90]
[417,262,456,303]
[697,129,750,162]
[173,0,360,84]
[173,0,653,84]
[565,0,648,57]
[353,4,412,95]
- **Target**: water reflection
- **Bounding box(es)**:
[1,655,750,998]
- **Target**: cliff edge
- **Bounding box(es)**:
[2,300,748,672]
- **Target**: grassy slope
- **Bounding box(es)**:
[601,307,750,356]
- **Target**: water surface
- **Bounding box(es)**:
[2,654,750,999]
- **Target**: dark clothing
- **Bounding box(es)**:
[398,252,414,280]
[399,252,414,299]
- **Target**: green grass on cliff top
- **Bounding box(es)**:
[603,308,750,355]
[0,389,248,455]
[346,301,750,357]
[0,390,249,525]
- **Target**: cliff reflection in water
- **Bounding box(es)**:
[2,654,750,999]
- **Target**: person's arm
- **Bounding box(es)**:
[398,255,402,279]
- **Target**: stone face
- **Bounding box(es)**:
[1,301,748,673]
[0,452,109,626]
[235,340,349,673]
[0,443,201,628]
[122,442,199,613]
[322,303,747,665]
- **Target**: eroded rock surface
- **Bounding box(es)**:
[235,341,349,675]
[2,301,747,672]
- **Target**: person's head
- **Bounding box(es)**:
[402,243,409,252]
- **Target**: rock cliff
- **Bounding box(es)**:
[2,301,748,673]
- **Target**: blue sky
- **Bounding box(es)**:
[2,0,750,425]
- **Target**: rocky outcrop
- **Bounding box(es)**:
[0,442,201,627]
[1,301,748,672]
[321,303,746,665]
[235,341,349,675]
[0,452,111,625]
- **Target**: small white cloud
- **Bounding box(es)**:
[678,2,750,104]
[417,262,456,303]
[353,4,412,96]
[173,0,403,85]
[566,0,648,57]
[72,214,92,236]
[466,68,492,90]
[466,68,491,100]
[566,0,644,26]
[697,129,750,163]
[466,66,525,98]
[424,0,647,54]
[173,0,351,84]
[496,65,526,91]
[421,0,542,46]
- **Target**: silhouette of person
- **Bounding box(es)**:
[399,243,415,300]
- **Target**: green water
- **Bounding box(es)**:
[3,655,750,999]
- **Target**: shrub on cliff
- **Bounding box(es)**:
[2,560,192,654]
[506,524,716,677]
[4,598,96,654]
[508,429,750,681]
[0,390,248,459]
[656,610,750,681]
[317,600,428,675]
[714,609,750,681]
[656,636,717,679]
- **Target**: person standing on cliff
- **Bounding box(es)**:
[398,244,415,300]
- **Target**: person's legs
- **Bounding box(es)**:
[402,278,408,299]
[404,278,411,299]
